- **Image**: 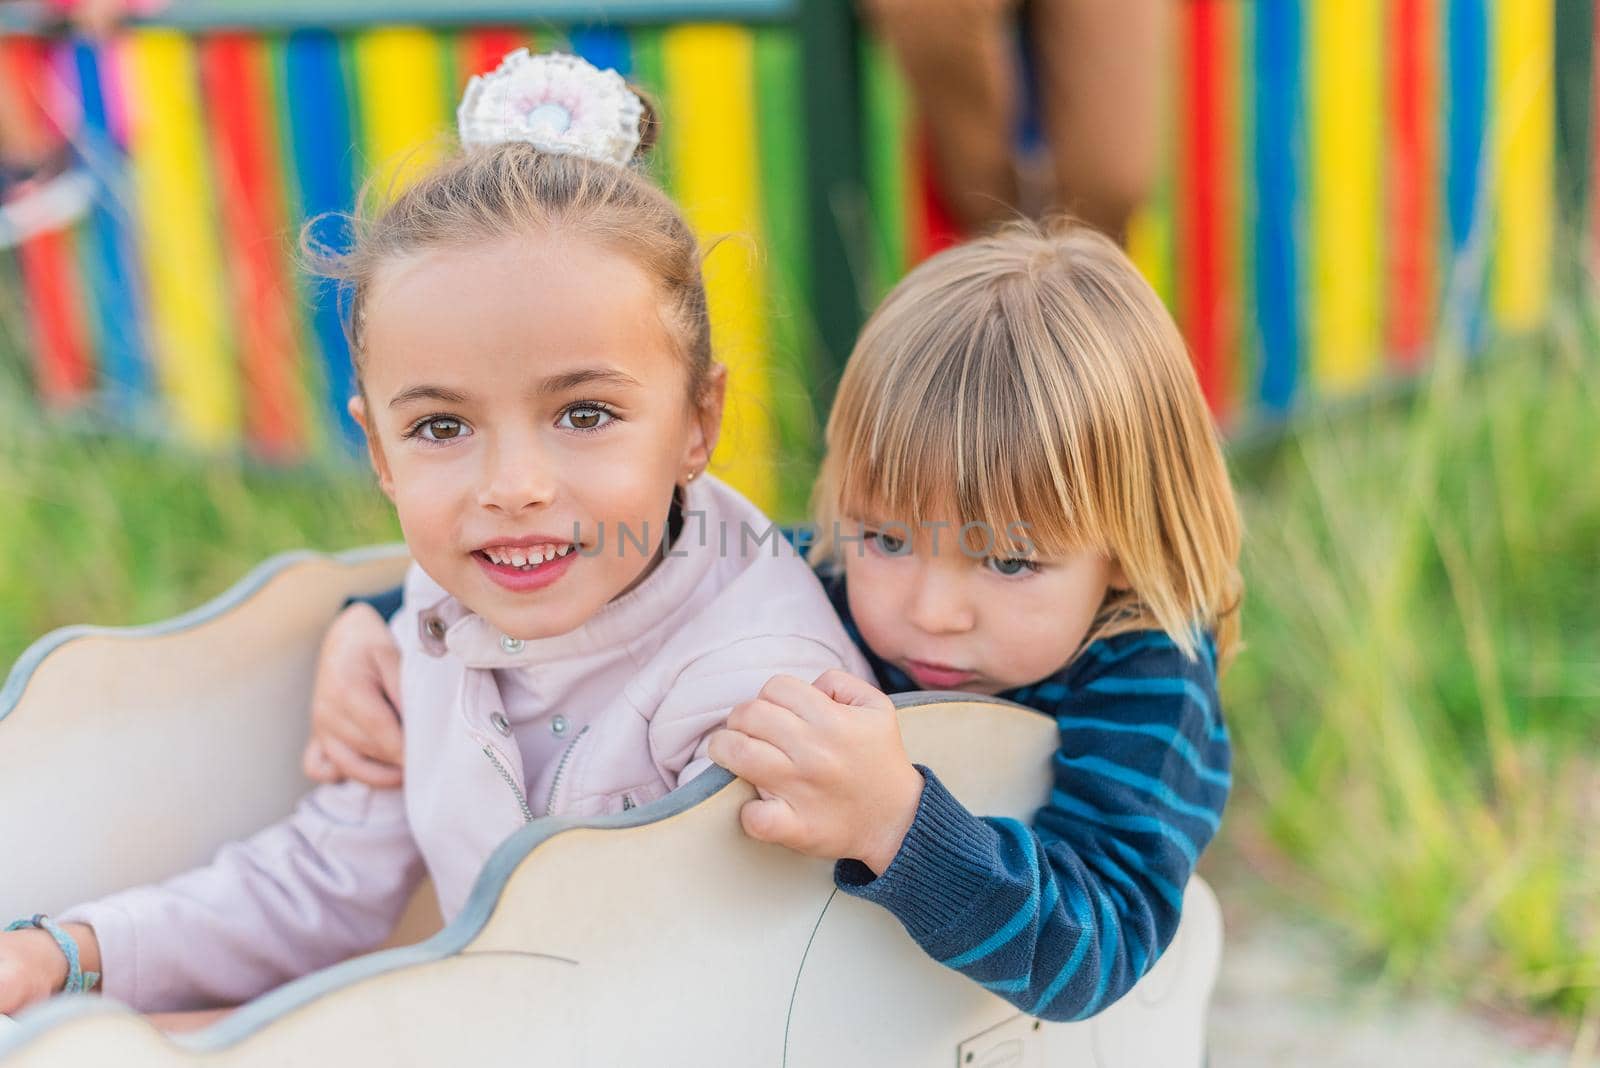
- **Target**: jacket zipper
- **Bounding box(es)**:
[544,725,592,815]
[481,744,536,823]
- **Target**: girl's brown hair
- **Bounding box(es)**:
[304,135,713,404]
[811,220,1243,665]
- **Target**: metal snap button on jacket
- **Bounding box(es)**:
[490,712,512,737]
[500,635,524,654]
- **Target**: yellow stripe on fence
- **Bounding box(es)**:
[1126,205,1173,311]
[1308,0,1381,393]
[662,25,775,512]
[123,30,238,444]
[353,27,451,196]
[1492,0,1553,329]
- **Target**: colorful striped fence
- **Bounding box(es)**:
[0,0,1588,515]
[0,4,843,514]
[865,0,1578,425]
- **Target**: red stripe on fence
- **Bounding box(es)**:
[200,33,304,458]
[461,28,530,87]
[1180,0,1230,415]
[1388,0,1434,366]
[912,127,961,261]
[18,230,92,403]
[3,37,91,404]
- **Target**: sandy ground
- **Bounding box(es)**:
[1207,892,1594,1067]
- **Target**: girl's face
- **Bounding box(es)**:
[353,234,721,641]
[840,518,1121,695]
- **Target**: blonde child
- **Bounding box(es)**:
[0,51,866,1016]
[305,221,1241,1022]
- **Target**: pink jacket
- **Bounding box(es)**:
[62,476,871,1012]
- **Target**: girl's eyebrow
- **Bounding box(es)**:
[386,368,639,410]
[389,385,468,409]
[537,367,642,394]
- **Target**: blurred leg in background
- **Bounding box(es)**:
[1030,0,1168,242]
[865,0,1167,243]
[865,0,1023,233]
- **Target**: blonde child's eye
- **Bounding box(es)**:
[866,530,909,556]
[407,416,470,442]
[987,556,1039,577]
[559,403,615,432]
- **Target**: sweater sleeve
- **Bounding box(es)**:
[59,782,425,1013]
[834,632,1230,1022]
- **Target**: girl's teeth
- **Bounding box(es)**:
[484,545,573,569]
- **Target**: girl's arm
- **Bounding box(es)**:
[834,632,1229,1021]
[0,923,98,1015]
[53,782,424,1014]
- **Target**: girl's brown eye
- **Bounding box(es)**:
[560,405,613,431]
[426,417,462,440]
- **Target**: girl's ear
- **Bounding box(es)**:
[684,363,728,475]
[348,395,396,501]
[1107,557,1132,591]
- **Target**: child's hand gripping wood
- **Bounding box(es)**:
[708,671,925,875]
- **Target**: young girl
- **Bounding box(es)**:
[0,51,867,1017]
[304,221,1242,1023]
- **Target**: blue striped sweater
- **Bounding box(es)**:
[824,574,1231,1022]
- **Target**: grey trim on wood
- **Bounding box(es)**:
[0,544,408,725]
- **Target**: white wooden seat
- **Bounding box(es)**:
[0,548,1221,1066]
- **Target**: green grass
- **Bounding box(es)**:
[0,427,398,668]
[1222,304,1600,1019]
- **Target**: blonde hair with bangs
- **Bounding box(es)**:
[810,221,1243,665]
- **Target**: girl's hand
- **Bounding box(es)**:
[0,925,97,1014]
[301,603,405,788]
[708,671,925,876]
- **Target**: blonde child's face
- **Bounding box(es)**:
[352,234,716,641]
[841,519,1118,695]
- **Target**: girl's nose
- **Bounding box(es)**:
[477,438,557,514]
[905,566,976,636]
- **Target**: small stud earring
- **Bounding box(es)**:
[686,470,698,483]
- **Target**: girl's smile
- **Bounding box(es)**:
[472,539,579,592]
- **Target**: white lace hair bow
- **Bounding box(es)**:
[457,49,646,167]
